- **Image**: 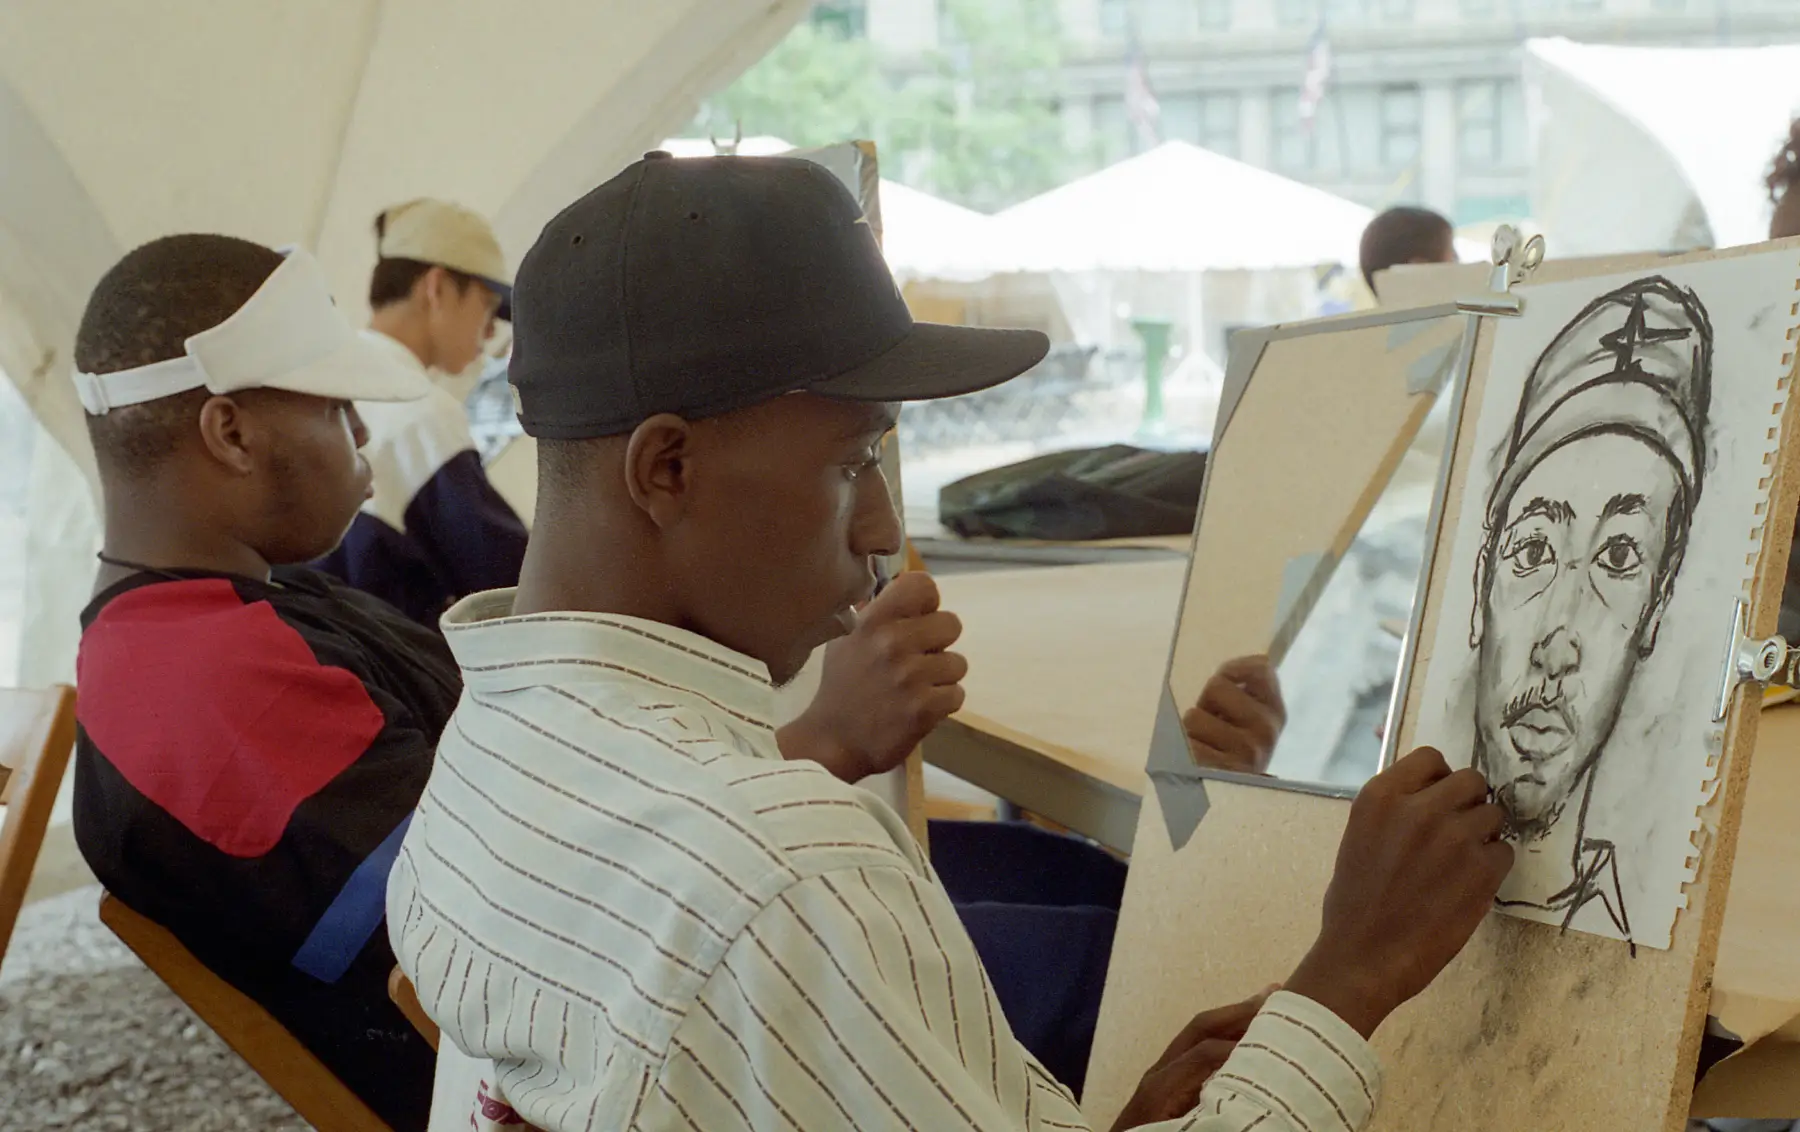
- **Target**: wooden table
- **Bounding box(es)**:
[923,560,1185,852]
[926,557,1800,1113]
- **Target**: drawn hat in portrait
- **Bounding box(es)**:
[1472,276,1713,647]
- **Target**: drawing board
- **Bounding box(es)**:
[1086,240,1800,1132]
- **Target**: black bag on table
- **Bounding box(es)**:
[937,444,1208,542]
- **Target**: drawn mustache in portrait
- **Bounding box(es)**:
[1467,275,1712,940]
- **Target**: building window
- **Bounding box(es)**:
[1457,78,1526,170]
[1141,0,1197,39]
[1098,0,1128,38]
[811,0,866,39]
[1272,87,1310,171]
[1291,0,1404,23]
[1274,86,1339,173]
[1457,81,1500,168]
[1198,0,1233,29]
[1162,92,1241,157]
[1094,95,1131,168]
[1098,0,1220,40]
[1276,0,1317,28]
[1379,84,1421,169]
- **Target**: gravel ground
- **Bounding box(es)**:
[1,885,309,1131]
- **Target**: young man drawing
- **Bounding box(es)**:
[391,152,1513,1131]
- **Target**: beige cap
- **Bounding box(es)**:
[375,198,512,316]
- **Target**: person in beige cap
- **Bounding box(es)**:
[315,199,530,626]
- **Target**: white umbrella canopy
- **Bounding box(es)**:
[661,135,1012,283]
[1526,37,1800,256]
[991,140,1373,274]
[0,0,812,685]
[878,180,1009,284]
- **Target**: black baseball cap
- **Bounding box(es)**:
[508,152,1049,439]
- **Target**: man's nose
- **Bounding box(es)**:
[1531,626,1580,680]
[850,470,903,562]
[347,404,370,449]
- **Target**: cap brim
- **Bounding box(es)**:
[808,322,1049,403]
[268,331,433,404]
[481,278,513,322]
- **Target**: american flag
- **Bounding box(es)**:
[1298,20,1333,134]
[1124,32,1161,153]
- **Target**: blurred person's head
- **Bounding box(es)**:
[368,199,512,375]
[1767,118,1800,240]
[76,236,428,571]
[1359,206,1456,291]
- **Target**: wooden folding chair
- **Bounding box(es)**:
[0,685,76,967]
[387,966,438,1051]
[98,893,391,1132]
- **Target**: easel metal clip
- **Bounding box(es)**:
[1490,227,1546,291]
[1454,294,1525,318]
[1448,228,1544,320]
[1715,598,1799,721]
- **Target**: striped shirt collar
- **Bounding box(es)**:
[441,588,778,736]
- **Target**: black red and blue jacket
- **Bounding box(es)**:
[72,565,458,1131]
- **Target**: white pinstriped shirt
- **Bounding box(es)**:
[389,591,1382,1132]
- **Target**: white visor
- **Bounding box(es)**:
[74,249,431,415]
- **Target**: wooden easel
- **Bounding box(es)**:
[1085,238,1800,1132]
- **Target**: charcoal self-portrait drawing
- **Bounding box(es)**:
[1467,276,1712,946]
[1418,249,1795,949]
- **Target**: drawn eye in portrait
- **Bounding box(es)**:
[1462,276,1713,943]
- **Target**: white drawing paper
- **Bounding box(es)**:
[1415,251,1799,948]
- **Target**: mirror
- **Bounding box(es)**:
[1261,387,1454,788]
[1145,306,1469,834]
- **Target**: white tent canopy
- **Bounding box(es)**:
[1526,37,1800,256]
[991,140,1373,274]
[877,181,1010,284]
[0,0,814,684]
[661,136,1011,283]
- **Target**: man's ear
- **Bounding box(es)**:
[420,265,449,311]
[195,395,256,475]
[623,414,694,528]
